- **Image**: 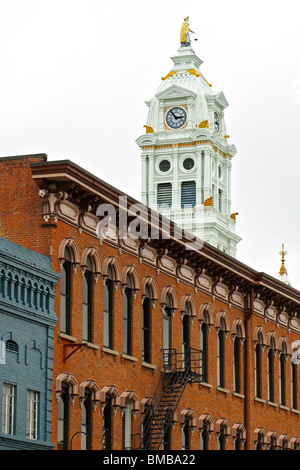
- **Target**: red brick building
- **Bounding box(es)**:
[1,154,300,450]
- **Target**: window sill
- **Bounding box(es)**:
[121,353,137,362]
[101,346,119,356]
[216,386,229,394]
[199,382,212,389]
[279,404,289,411]
[254,397,266,404]
[59,332,77,342]
[233,392,245,399]
[81,340,99,350]
[291,408,300,415]
[267,401,278,408]
[142,361,156,370]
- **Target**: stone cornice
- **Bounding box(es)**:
[31,159,300,318]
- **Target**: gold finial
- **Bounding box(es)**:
[198,120,209,129]
[279,243,288,276]
[204,196,213,206]
[144,125,154,134]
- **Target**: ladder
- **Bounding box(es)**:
[138,347,202,450]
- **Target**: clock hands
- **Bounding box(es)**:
[170,110,184,120]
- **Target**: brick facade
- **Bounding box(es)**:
[0,154,300,450]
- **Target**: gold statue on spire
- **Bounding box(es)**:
[180,17,195,47]
[279,243,288,276]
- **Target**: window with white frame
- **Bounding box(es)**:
[2,383,15,435]
[27,390,39,440]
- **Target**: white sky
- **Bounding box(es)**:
[0,0,300,289]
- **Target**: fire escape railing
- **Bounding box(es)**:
[137,347,202,450]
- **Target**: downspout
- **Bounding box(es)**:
[244,285,254,450]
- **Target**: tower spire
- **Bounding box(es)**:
[278,244,291,285]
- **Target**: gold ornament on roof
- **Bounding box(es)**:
[279,244,288,276]
[161,71,178,80]
[187,68,200,77]
[230,212,239,221]
[200,73,212,87]
[204,196,213,206]
[224,135,230,140]
[144,125,154,134]
[198,120,209,129]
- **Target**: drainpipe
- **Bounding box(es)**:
[244,286,254,450]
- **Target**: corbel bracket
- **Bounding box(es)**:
[63,343,87,363]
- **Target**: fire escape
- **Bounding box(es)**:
[137,347,202,450]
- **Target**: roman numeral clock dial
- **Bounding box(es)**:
[166,106,187,129]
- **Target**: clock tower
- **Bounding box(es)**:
[136,19,241,257]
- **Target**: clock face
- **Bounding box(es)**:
[214,112,220,133]
[166,107,187,129]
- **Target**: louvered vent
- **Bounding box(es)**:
[6,340,18,353]
[181,181,196,208]
[157,183,172,208]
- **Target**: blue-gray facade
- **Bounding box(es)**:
[0,237,59,450]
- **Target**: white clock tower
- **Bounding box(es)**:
[136,19,241,257]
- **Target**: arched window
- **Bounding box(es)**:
[256,432,263,450]
[268,337,275,402]
[182,415,190,450]
[102,394,113,450]
[291,359,298,410]
[255,333,263,398]
[82,256,93,342]
[103,266,114,349]
[269,434,278,450]
[234,429,242,450]
[123,275,133,356]
[200,311,208,383]
[218,424,225,450]
[279,343,287,406]
[60,248,72,335]
[122,399,132,450]
[233,326,242,393]
[81,389,92,450]
[217,318,225,388]
[182,303,191,369]
[163,294,172,352]
[57,383,70,450]
[142,285,151,363]
[200,421,208,450]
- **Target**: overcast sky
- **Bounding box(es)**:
[0,0,300,289]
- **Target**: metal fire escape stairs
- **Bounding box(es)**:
[138,347,202,450]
